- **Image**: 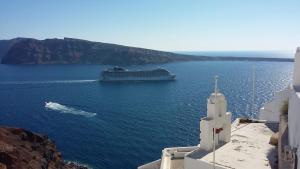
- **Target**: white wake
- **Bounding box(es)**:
[0,79,98,85]
[45,102,97,117]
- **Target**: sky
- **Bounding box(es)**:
[0,0,300,52]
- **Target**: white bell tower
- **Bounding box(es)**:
[199,76,232,151]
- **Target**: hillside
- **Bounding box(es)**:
[1,38,204,65]
[0,38,293,65]
[0,38,27,60]
[0,127,88,169]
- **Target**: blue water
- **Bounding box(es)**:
[0,60,293,169]
[176,51,294,58]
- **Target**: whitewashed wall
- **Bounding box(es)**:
[259,89,289,122]
[288,47,300,169]
[184,157,225,169]
[288,87,300,169]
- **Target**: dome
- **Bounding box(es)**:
[208,92,226,104]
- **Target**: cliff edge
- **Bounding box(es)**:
[0,37,293,65]
[1,38,198,65]
[0,127,88,169]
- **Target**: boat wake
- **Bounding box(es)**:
[45,102,97,117]
[0,80,98,85]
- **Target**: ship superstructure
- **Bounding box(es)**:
[100,66,175,81]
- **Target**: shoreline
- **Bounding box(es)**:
[0,56,294,66]
[0,126,89,169]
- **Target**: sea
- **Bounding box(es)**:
[0,51,294,169]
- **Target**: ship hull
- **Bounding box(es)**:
[100,67,176,82]
[100,75,175,82]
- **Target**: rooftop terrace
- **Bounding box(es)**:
[186,120,278,169]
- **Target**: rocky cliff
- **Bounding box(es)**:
[0,38,26,60]
[0,127,88,169]
[1,38,201,65]
[0,37,293,64]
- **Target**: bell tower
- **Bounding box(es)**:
[199,77,232,151]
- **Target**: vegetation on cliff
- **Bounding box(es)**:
[0,127,88,169]
[0,38,293,65]
[0,38,203,65]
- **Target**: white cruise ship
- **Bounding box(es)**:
[100,67,176,81]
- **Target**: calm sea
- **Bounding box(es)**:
[0,53,294,169]
[176,50,294,58]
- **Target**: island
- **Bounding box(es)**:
[0,37,293,65]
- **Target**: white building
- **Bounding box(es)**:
[139,76,278,169]
[139,86,232,169]
[200,92,231,151]
[259,47,300,169]
[139,48,300,169]
[259,89,289,122]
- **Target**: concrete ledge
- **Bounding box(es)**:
[138,159,161,169]
[186,120,278,169]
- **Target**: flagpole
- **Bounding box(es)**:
[252,65,256,118]
[213,75,218,169]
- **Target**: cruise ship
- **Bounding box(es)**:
[100,67,176,81]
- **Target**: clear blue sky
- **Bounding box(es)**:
[0,0,299,51]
